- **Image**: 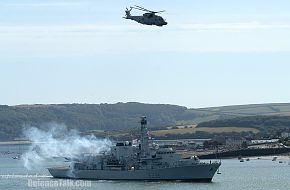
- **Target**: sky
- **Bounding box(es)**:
[1,0,290,108]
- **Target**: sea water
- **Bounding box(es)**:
[1,145,290,190]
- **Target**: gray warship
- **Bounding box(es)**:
[48,117,221,181]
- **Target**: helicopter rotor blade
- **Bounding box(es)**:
[155,10,165,14]
[133,5,165,14]
[130,6,145,12]
[134,5,152,12]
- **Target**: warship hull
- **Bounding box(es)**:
[48,163,221,181]
[48,117,221,182]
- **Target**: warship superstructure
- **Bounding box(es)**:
[48,117,221,181]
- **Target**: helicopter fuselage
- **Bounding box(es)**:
[125,14,167,27]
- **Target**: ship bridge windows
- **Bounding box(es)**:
[116,141,132,146]
[116,143,124,146]
[157,151,175,154]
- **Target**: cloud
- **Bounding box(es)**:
[2,2,82,8]
[178,22,290,31]
[1,22,290,35]
[1,21,290,57]
[0,24,152,34]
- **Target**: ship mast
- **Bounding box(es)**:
[140,116,150,157]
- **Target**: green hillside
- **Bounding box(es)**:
[0,103,187,140]
[196,115,290,138]
[198,115,290,128]
[185,103,290,123]
[0,102,290,140]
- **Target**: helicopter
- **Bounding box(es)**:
[124,5,167,27]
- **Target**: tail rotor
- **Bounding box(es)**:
[124,7,132,18]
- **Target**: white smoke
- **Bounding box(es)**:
[22,123,112,170]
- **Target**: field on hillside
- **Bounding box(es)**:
[151,126,259,136]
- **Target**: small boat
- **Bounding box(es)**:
[217,168,221,174]
[272,157,277,161]
[240,159,244,162]
[246,158,250,161]
[279,161,283,163]
[12,155,20,160]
